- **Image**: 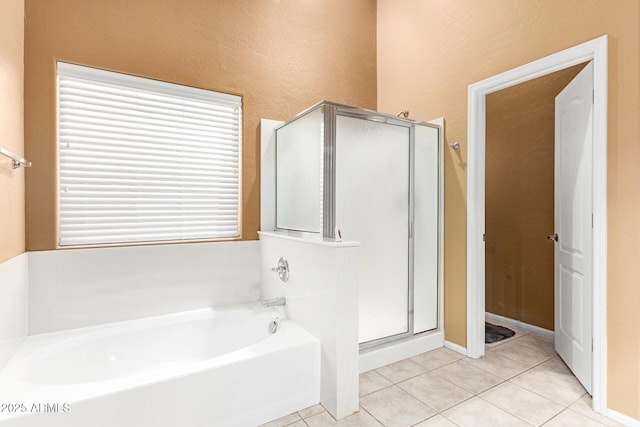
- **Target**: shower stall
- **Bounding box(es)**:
[274,101,441,349]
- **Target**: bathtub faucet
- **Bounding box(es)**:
[262,296,286,308]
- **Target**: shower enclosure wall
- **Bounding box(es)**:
[275,102,440,349]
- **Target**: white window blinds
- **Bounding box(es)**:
[57,62,241,246]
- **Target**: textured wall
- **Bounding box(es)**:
[0,0,25,263]
[24,0,377,250]
[377,0,640,418]
[485,64,585,331]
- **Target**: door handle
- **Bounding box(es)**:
[547,233,558,242]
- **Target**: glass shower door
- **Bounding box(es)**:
[334,115,410,344]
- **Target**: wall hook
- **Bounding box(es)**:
[449,142,461,150]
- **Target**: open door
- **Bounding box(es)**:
[553,61,593,393]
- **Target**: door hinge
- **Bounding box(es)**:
[592,213,594,229]
[592,89,595,104]
[409,221,414,238]
[483,233,486,242]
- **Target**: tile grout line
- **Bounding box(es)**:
[372,354,465,387]
[484,343,557,367]
[429,364,505,395]
[503,360,588,406]
[471,350,558,381]
[396,373,478,417]
[370,346,555,425]
[540,406,578,426]
[474,390,550,427]
[407,411,456,427]
[406,344,569,426]
[358,402,387,426]
[345,335,583,427]
[359,381,397,398]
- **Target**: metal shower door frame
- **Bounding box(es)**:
[274,101,441,350]
[317,102,440,350]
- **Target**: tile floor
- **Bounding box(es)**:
[262,325,623,427]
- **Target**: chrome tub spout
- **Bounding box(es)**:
[262,297,286,308]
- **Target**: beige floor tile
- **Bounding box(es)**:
[526,331,554,341]
[286,422,308,427]
[479,381,564,426]
[464,351,536,379]
[442,397,530,427]
[304,407,382,427]
[304,412,335,427]
[515,333,555,350]
[510,358,586,406]
[360,385,436,427]
[397,371,473,412]
[410,347,466,370]
[433,360,503,394]
[375,358,426,383]
[360,370,393,397]
[569,395,625,427]
[298,404,326,419]
[543,409,609,426]
[488,337,556,366]
[261,412,303,427]
[413,414,458,426]
[537,356,577,375]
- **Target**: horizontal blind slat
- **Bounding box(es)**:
[59,98,239,122]
[58,62,241,245]
[60,133,238,152]
[59,79,240,112]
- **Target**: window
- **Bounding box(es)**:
[57,62,241,246]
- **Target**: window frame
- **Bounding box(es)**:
[56,62,243,248]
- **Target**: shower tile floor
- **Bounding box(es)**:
[262,328,623,427]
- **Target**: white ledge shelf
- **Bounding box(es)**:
[258,231,361,248]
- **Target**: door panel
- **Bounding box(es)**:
[554,61,593,393]
[558,265,585,346]
[335,115,410,344]
[414,125,439,333]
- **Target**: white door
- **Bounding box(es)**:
[554,61,593,393]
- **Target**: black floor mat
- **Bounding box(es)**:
[485,322,516,344]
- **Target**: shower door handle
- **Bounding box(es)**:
[547,233,558,242]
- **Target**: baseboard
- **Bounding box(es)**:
[485,312,554,339]
[359,331,444,373]
[607,409,640,427]
[444,340,467,356]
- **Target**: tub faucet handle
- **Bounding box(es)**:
[271,257,290,282]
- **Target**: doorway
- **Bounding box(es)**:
[484,63,587,339]
[466,36,608,412]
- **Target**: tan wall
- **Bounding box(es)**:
[377,0,640,418]
[485,64,585,331]
[24,0,377,250]
[0,0,25,263]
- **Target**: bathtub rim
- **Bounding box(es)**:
[0,304,318,410]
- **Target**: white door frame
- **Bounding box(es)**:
[466,35,608,412]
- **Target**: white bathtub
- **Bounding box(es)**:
[0,306,320,427]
